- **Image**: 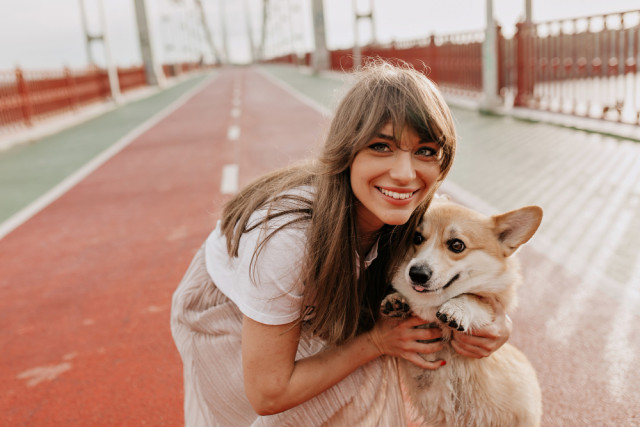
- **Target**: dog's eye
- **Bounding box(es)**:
[448,239,466,253]
[413,232,424,245]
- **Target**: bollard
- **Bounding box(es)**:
[15,68,32,126]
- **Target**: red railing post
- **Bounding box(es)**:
[15,67,32,126]
[64,67,79,110]
[427,34,438,82]
[514,21,535,107]
[497,23,505,97]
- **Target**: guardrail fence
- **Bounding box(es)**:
[266,8,640,125]
[0,62,212,131]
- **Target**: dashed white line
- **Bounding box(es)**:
[221,164,239,194]
[227,125,240,140]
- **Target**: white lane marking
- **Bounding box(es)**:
[0,73,220,241]
[227,125,240,141]
[17,362,72,387]
[221,164,239,194]
[231,107,241,118]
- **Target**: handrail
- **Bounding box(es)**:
[0,62,214,131]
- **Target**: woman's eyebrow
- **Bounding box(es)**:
[374,133,438,147]
[375,132,395,142]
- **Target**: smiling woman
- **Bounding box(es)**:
[170,60,511,425]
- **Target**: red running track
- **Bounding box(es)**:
[0,67,324,425]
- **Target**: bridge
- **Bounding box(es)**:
[1,3,640,426]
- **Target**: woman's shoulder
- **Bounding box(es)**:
[249,185,315,229]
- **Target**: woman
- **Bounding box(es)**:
[171,61,511,426]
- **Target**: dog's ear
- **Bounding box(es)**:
[492,206,543,256]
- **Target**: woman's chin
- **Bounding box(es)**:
[381,213,413,226]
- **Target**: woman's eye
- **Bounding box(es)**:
[447,239,465,253]
[369,143,390,152]
[416,146,437,157]
[413,232,424,245]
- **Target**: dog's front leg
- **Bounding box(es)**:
[436,294,494,333]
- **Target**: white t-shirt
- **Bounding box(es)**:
[204,187,378,325]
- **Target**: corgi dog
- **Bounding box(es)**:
[382,197,543,427]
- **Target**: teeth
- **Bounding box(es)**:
[379,188,414,200]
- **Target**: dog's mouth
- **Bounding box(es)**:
[411,273,460,293]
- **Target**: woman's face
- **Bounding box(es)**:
[350,122,441,235]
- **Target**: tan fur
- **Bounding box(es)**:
[385,198,543,426]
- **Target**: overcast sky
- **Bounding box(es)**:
[0,0,638,69]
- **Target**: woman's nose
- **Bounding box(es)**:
[388,152,416,183]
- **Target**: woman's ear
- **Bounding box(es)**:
[492,206,543,257]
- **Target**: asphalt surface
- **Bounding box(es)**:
[1,65,639,426]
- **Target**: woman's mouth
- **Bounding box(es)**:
[377,187,417,200]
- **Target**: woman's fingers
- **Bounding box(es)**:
[407,337,445,353]
[450,336,491,358]
[448,296,512,359]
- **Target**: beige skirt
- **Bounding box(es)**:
[170,244,409,426]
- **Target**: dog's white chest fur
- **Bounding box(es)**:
[401,350,474,426]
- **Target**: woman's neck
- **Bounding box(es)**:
[355,204,383,255]
[357,229,379,256]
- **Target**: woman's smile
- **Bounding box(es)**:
[376,186,419,202]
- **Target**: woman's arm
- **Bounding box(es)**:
[242,314,444,416]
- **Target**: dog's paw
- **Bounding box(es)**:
[436,304,466,331]
[436,296,493,332]
[381,292,411,318]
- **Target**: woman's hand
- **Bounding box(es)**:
[368,314,446,370]
[451,296,512,359]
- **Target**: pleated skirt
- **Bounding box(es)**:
[170,244,409,426]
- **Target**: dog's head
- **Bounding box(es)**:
[392,198,543,309]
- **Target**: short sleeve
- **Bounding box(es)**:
[205,212,308,325]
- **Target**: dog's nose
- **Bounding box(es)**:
[409,265,432,284]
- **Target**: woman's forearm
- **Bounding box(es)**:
[270,332,381,414]
[242,317,382,416]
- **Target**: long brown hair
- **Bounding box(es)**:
[221,60,457,345]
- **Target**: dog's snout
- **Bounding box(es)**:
[409,265,432,284]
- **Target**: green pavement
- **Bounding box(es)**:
[0,72,214,224]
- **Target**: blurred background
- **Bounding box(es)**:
[2,1,640,426]
[2,0,640,132]
[1,0,638,66]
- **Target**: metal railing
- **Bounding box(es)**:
[512,10,640,124]
[0,62,212,131]
[327,31,485,97]
[265,8,640,126]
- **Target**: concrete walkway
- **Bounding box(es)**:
[1,65,639,426]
